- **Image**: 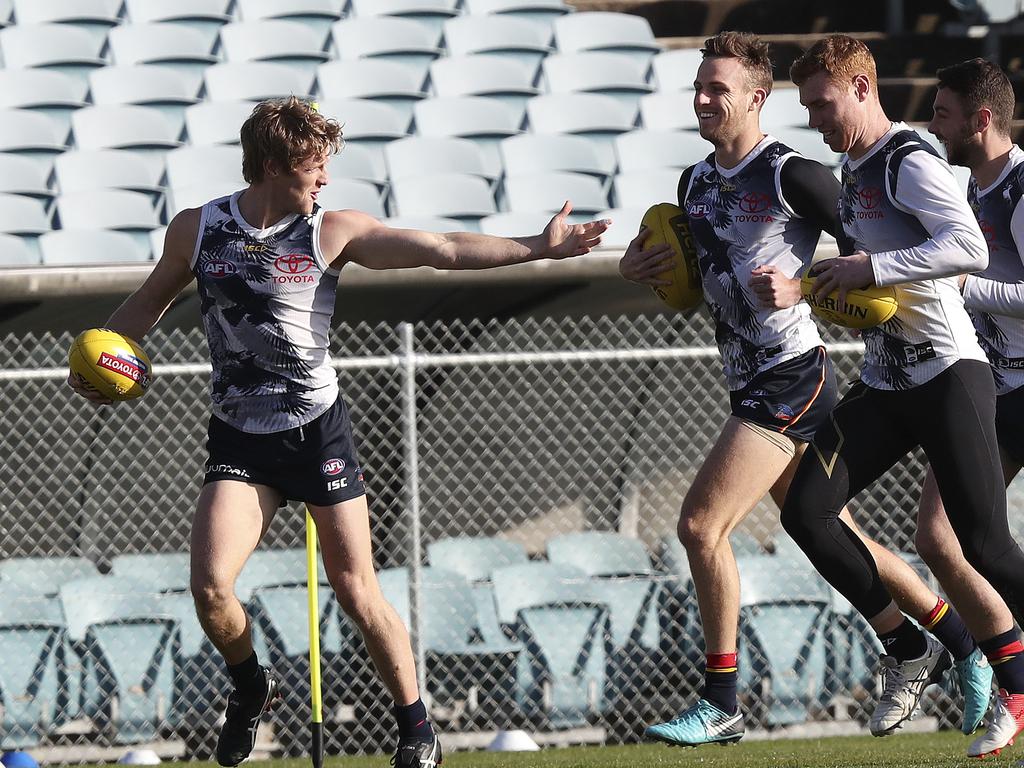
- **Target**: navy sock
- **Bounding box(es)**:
[226,652,265,697]
[877,618,929,662]
[980,629,1024,694]
[702,652,738,715]
[394,699,433,740]
[920,598,976,662]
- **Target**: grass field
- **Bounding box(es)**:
[128,732,1022,768]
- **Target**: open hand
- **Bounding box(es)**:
[540,201,610,259]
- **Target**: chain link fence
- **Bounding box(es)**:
[3,312,1022,760]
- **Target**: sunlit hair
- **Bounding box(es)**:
[937,58,1014,137]
[790,34,877,91]
[240,96,344,183]
[701,31,773,96]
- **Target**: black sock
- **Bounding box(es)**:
[394,699,433,740]
[701,652,739,715]
[226,652,266,697]
[920,598,976,662]
[878,618,929,662]
[980,629,1024,694]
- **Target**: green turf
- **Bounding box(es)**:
[144,732,1022,768]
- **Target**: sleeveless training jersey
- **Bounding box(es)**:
[680,135,824,390]
[191,191,340,433]
[839,123,988,390]
[962,145,1024,395]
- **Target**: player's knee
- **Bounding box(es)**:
[190,576,234,617]
[676,508,726,553]
[332,571,378,626]
[779,492,813,544]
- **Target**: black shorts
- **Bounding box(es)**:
[203,396,367,506]
[729,346,838,444]
[997,384,1024,466]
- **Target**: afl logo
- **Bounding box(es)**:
[275,254,314,274]
[859,187,883,209]
[739,192,770,213]
[321,458,346,476]
[688,202,711,218]
[204,260,237,278]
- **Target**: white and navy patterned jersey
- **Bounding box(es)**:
[839,123,988,391]
[680,135,825,390]
[191,191,340,433]
[962,145,1024,395]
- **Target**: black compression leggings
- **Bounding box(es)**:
[781,359,1024,624]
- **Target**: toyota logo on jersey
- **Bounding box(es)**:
[859,187,883,209]
[322,458,346,476]
[739,192,771,213]
[275,254,315,274]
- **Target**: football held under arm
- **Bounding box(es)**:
[871,151,988,286]
[962,197,1024,318]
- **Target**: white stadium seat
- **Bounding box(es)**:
[315,98,412,178]
[639,91,700,132]
[462,0,572,28]
[108,23,219,92]
[429,55,540,112]
[525,93,636,168]
[614,129,710,172]
[55,150,165,200]
[478,210,553,237]
[89,66,200,135]
[612,169,682,209]
[184,100,257,145]
[166,180,241,216]
[0,23,107,83]
[315,178,386,217]
[328,143,388,190]
[54,190,161,237]
[553,11,659,62]
[385,136,493,181]
[383,215,468,233]
[442,15,552,77]
[203,62,315,101]
[11,0,122,41]
[413,96,523,177]
[124,0,233,47]
[148,225,166,258]
[0,193,52,236]
[330,17,442,77]
[541,52,653,112]
[346,0,459,35]
[0,155,54,201]
[218,20,330,77]
[595,207,644,248]
[389,173,497,225]
[39,229,151,264]
[71,105,183,177]
[650,48,703,91]
[165,145,245,190]
[0,232,40,266]
[761,87,810,130]
[499,133,614,182]
[0,108,70,167]
[0,69,87,135]
[235,0,343,37]
[502,171,609,217]
[316,59,428,123]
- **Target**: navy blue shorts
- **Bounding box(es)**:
[997,384,1024,466]
[203,396,366,506]
[729,346,839,444]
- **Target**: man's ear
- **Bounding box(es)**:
[975,106,994,134]
[853,73,872,102]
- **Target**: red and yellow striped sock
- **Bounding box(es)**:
[703,652,738,714]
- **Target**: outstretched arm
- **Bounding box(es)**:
[333,202,610,271]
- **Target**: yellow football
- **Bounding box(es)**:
[642,202,703,311]
[799,270,898,330]
[68,328,153,401]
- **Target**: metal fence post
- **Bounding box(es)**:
[400,321,428,703]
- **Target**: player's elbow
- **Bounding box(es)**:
[958,227,989,272]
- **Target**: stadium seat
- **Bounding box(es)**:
[0,108,69,170]
[235,0,343,36]
[184,100,257,145]
[0,155,54,201]
[307,98,411,179]
[389,173,496,227]
[735,554,839,726]
[202,61,315,102]
[413,96,523,177]
[107,23,219,94]
[594,207,643,248]
[613,169,683,209]
[547,532,652,575]
[0,593,68,748]
[316,59,429,123]
[0,69,88,136]
[553,11,660,66]
[541,52,653,113]
[11,0,121,42]
[462,0,572,28]
[614,129,708,172]
[650,48,703,91]
[330,17,443,76]
[165,145,244,190]
[384,216,467,233]
[492,562,610,726]
[0,0,11,25]
[109,552,191,592]
[478,210,553,237]
[0,23,108,84]
[346,0,459,35]
[315,178,386,217]
[0,232,40,266]
[71,105,183,178]
[0,557,99,596]
[500,133,614,185]
[429,55,540,113]
[149,225,166,257]
[329,142,388,190]
[638,91,700,132]
[88,66,200,135]
[218,20,331,78]
[385,136,494,182]
[525,93,637,169]
[39,230,151,264]
[761,87,810,130]
[501,171,608,218]
[441,15,553,77]
[124,0,233,47]
[0,194,52,238]
[59,576,178,744]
